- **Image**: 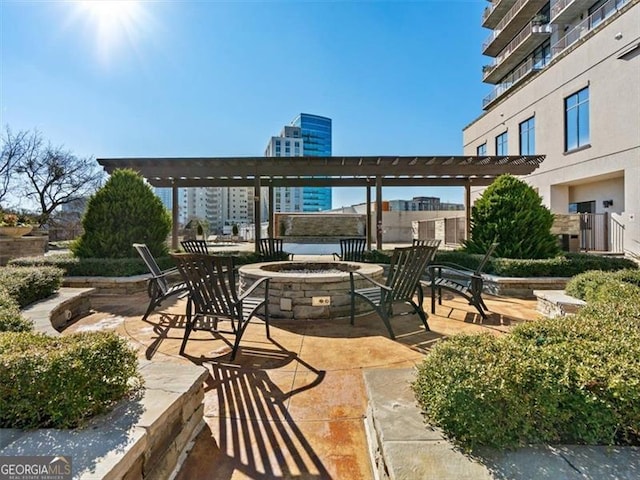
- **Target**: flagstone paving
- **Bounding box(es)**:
[64,286,540,479]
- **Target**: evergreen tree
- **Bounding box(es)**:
[464,174,559,259]
[73,169,171,258]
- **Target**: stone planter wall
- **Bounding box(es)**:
[0,235,48,266]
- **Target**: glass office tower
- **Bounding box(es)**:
[291,113,332,212]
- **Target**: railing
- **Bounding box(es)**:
[550,0,575,19]
[579,213,624,253]
[483,0,536,51]
[552,0,629,56]
[483,55,546,106]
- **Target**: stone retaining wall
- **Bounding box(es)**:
[0,235,48,266]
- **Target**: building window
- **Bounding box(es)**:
[477,143,487,156]
[495,131,508,155]
[565,87,589,152]
[519,116,535,155]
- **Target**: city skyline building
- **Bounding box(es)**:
[264,113,333,213]
[463,0,639,256]
[292,113,332,212]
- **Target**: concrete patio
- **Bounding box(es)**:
[61,278,540,479]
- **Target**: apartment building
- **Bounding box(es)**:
[463,0,639,255]
[264,125,305,212]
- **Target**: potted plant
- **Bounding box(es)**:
[0,213,33,237]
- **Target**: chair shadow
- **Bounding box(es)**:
[178,345,330,479]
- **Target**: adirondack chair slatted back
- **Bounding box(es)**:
[412,239,442,248]
[338,238,367,262]
[172,254,239,318]
[259,238,287,261]
[385,246,437,303]
[474,242,498,275]
[133,243,169,295]
[181,239,210,254]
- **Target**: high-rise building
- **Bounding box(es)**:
[264,125,305,212]
[291,113,332,212]
[463,0,639,255]
[265,113,333,212]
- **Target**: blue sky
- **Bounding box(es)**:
[1,0,489,208]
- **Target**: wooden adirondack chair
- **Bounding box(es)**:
[427,242,498,319]
[181,239,210,254]
[133,243,188,321]
[349,245,437,339]
[258,238,292,261]
[171,253,270,360]
[333,237,367,262]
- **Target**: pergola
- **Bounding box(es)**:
[97,155,544,251]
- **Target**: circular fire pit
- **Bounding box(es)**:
[238,261,384,319]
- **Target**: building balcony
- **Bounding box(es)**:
[482,56,545,109]
[482,0,517,29]
[550,0,596,25]
[482,0,549,56]
[483,21,551,84]
[552,0,630,53]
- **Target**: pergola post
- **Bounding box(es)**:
[376,175,383,250]
[465,182,472,242]
[366,182,372,251]
[171,182,179,251]
[254,177,262,252]
[268,183,274,238]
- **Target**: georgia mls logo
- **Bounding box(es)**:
[0,455,72,480]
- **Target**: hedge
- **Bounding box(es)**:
[0,266,63,308]
[566,269,640,301]
[0,331,141,429]
[413,278,640,450]
[0,289,33,332]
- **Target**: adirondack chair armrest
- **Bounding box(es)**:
[428,262,476,275]
[151,266,180,280]
[238,276,270,301]
[349,271,392,292]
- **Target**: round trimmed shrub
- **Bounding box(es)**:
[0,266,63,307]
[464,174,559,259]
[413,281,640,450]
[0,331,141,428]
[72,169,171,259]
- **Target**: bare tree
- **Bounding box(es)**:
[4,128,105,226]
[0,126,28,207]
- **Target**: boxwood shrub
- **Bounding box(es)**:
[363,249,637,278]
[566,269,640,301]
[0,331,141,429]
[413,280,640,450]
[9,254,174,277]
[0,266,63,308]
[0,289,33,332]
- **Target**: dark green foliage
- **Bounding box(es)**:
[72,169,171,259]
[413,278,640,450]
[0,289,33,332]
[10,254,174,277]
[0,331,141,429]
[464,174,559,259]
[491,254,637,277]
[0,266,63,307]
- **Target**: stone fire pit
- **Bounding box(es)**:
[238,261,384,319]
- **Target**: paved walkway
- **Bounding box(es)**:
[64,282,539,479]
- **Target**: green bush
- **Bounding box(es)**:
[73,169,171,259]
[0,289,33,332]
[413,280,640,450]
[0,266,63,307]
[566,268,640,301]
[9,254,174,277]
[464,174,559,259]
[0,331,141,429]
